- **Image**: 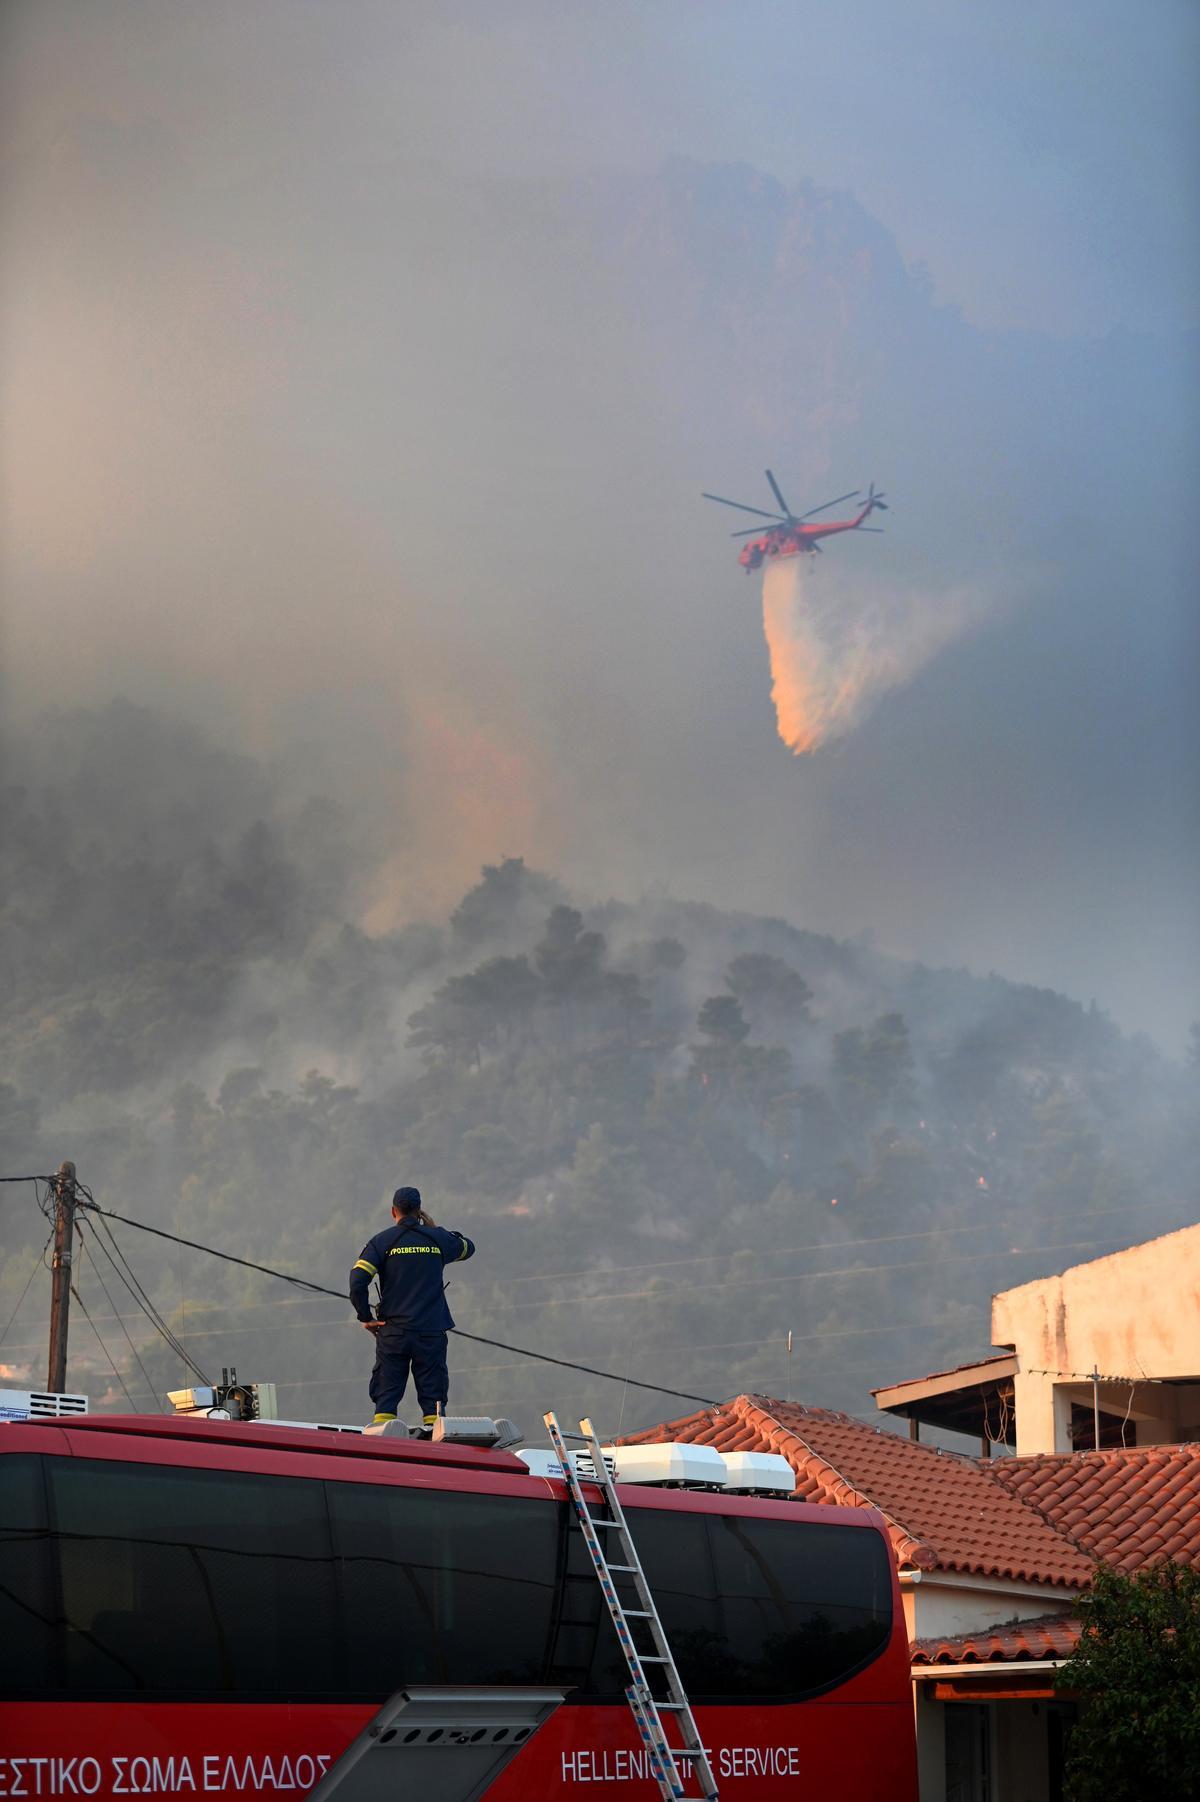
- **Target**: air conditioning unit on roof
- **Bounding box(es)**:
[0,1388,89,1422]
[718,1451,795,1495]
[607,1442,728,1488]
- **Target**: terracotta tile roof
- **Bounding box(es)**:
[911,1613,1081,1666]
[986,1442,1200,1573]
[617,1393,1094,1588]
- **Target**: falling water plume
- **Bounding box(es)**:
[761,558,977,754]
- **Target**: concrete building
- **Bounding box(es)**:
[621,1391,1200,1802]
[623,1227,1200,1800]
[873,1223,1200,1458]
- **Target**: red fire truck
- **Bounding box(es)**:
[0,1413,917,1798]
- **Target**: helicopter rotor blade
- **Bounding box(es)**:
[765,469,793,517]
[856,526,885,532]
[797,490,861,521]
[702,492,787,520]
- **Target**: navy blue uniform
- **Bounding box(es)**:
[349,1220,475,1419]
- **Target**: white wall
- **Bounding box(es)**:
[908,1577,1075,1642]
[992,1224,1200,1455]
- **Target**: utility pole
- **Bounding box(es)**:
[46,1161,77,1393]
[1090,1365,1102,1451]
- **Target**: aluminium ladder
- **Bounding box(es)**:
[543,1412,719,1802]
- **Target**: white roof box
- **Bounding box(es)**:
[519,1441,793,1492]
[608,1441,727,1488]
[719,1451,795,1495]
[0,1388,88,1422]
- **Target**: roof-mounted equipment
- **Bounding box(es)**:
[714,1450,795,1495]
[0,1387,89,1422]
[168,1368,277,1422]
[366,1415,523,1450]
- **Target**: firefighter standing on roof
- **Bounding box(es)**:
[349,1185,476,1430]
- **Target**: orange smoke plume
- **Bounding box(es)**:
[761,558,976,754]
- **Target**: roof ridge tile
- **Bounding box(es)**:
[730,1394,942,1571]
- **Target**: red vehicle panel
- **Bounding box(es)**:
[0,1417,917,1799]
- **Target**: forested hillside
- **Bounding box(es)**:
[2,702,1196,1435]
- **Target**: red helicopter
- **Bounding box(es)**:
[703,470,888,570]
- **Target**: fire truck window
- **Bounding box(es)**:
[547,1508,622,1693]
[708,1515,892,1695]
[0,1454,55,1690]
[617,1508,729,1698]
[48,1458,340,1696]
[327,1480,557,1693]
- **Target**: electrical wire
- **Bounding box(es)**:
[1119,1380,1136,1450]
[74,1198,1170,1411]
[69,1277,143,1414]
[80,1201,1140,1309]
[0,1232,53,1353]
[84,1192,209,1383]
[11,1188,1170,1332]
[1027,1366,1158,1386]
[81,1205,211,1387]
[79,1200,717,1406]
[75,1224,164,1406]
[475,1193,1186,1289]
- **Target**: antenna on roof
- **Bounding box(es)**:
[786,1329,793,1403]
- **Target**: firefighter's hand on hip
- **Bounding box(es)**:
[361,1320,384,1333]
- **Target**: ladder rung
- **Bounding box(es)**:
[551,1413,711,1802]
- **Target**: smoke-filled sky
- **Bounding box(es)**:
[3,0,1197,1047]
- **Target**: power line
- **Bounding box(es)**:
[6,1188,1170,1333]
[86,1198,209,1383]
[6,1186,1179,1322]
[81,1205,211,1387]
[79,1199,1151,1312]
[0,1232,53,1353]
[484,1195,1186,1288]
[1026,1366,1158,1386]
[79,1200,718,1407]
[447,1234,1153,1319]
[73,1198,1171,1412]
[75,1225,164,1406]
[69,1278,143,1414]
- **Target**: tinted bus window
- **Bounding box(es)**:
[49,1458,340,1696]
[620,1510,732,1697]
[550,1506,893,1702]
[328,1481,557,1691]
[0,1454,55,1691]
[553,1508,731,1699]
[708,1514,892,1695]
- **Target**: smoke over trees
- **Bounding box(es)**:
[1,702,1195,1434]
